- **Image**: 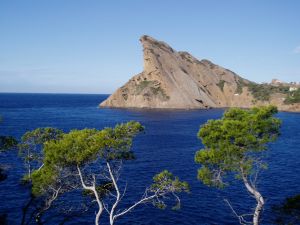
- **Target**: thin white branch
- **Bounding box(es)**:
[37,163,44,171]
[224,199,253,225]
[121,182,127,200]
[107,161,121,225]
[113,194,157,222]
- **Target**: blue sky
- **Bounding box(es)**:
[0,0,299,94]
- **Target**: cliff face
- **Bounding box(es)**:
[100,35,300,111]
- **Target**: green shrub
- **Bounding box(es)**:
[135,80,170,101]
[284,89,300,104]
[235,80,245,94]
[135,81,152,94]
[248,83,289,101]
[217,80,226,92]
[150,87,170,100]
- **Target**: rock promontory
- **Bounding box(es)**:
[100,35,300,112]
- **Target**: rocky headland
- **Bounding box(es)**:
[100,35,300,112]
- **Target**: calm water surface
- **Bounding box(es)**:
[0,93,299,225]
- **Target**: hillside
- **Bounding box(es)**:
[100,35,300,112]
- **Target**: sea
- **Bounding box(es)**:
[0,93,299,225]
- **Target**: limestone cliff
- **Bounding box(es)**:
[100,35,300,112]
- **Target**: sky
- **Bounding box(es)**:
[0,0,300,94]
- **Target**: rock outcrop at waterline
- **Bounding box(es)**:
[100,35,300,112]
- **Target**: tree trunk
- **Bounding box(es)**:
[95,208,101,225]
[242,175,264,225]
[77,165,103,225]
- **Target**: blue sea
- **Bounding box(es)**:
[0,93,299,225]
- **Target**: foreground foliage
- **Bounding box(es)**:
[195,106,281,225]
[273,194,300,225]
[30,121,188,225]
[0,117,18,224]
[19,127,63,181]
[0,117,17,181]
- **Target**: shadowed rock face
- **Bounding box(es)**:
[100,35,300,111]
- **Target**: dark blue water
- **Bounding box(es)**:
[0,93,299,225]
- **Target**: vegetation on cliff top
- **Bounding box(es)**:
[235,79,291,101]
[284,89,300,104]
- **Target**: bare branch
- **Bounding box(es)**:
[113,193,157,222]
[224,199,253,225]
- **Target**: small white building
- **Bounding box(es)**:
[289,87,298,92]
[271,79,283,84]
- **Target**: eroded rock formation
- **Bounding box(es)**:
[100,35,300,112]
